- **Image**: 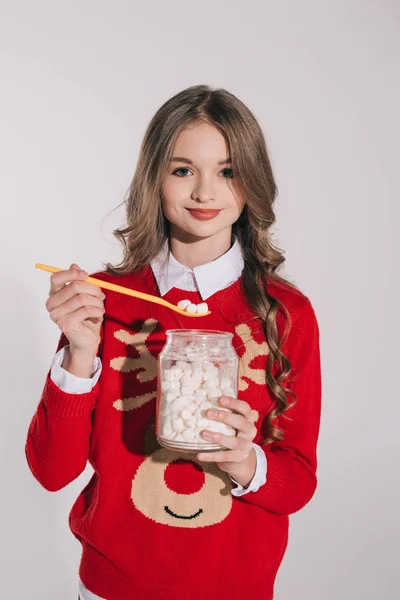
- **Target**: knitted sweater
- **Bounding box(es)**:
[25,266,322,600]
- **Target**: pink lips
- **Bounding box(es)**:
[186,208,221,221]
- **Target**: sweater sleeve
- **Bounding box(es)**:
[25,333,101,492]
[239,296,322,515]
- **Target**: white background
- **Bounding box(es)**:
[1,1,399,598]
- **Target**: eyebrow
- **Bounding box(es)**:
[170,157,232,165]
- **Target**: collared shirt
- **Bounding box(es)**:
[150,237,244,300]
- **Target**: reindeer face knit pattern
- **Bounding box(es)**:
[26,266,322,600]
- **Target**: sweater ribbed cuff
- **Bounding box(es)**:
[261,451,289,505]
[43,374,98,419]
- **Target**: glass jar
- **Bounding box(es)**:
[156,330,239,452]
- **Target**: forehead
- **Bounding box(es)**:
[172,122,229,162]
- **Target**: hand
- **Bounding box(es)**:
[45,263,105,357]
[197,396,258,488]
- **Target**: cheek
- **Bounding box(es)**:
[162,181,187,215]
[223,181,244,212]
[225,192,244,218]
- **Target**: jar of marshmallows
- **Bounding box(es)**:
[156,330,239,452]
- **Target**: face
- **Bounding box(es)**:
[162,122,244,242]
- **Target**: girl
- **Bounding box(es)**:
[26,84,322,600]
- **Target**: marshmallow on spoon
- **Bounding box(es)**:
[196,303,209,314]
[177,299,191,309]
[185,303,197,314]
[177,299,209,315]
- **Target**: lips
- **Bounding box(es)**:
[186,208,222,221]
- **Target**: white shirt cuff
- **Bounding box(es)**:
[230,443,267,496]
[50,346,102,394]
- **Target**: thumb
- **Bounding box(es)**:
[69,263,88,278]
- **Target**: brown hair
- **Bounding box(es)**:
[105,84,300,444]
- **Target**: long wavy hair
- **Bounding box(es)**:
[105,84,300,445]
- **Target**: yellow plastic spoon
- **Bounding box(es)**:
[35,263,211,318]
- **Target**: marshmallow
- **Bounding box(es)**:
[203,370,218,382]
[177,299,191,309]
[163,369,173,382]
[221,376,233,390]
[202,378,219,389]
[187,401,198,414]
[170,397,186,413]
[184,416,197,428]
[171,417,184,432]
[196,302,209,314]
[197,417,212,429]
[180,373,193,386]
[170,367,183,380]
[199,400,213,413]
[195,389,208,404]
[180,408,193,420]
[206,387,222,400]
[164,390,179,403]
[182,428,196,441]
[185,303,197,314]
[181,385,195,396]
[220,424,236,436]
[192,361,204,371]
[222,387,236,398]
[162,416,172,429]
[175,360,192,372]
[191,370,203,385]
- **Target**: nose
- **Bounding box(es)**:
[191,177,215,204]
[164,459,205,494]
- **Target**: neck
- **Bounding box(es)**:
[169,227,233,268]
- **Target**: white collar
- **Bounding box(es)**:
[150,238,244,300]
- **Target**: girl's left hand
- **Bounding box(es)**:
[197,396,258,488]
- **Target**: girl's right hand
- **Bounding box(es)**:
[46,263,106,357]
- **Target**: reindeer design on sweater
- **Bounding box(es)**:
[111,318,158,412]
[109,319,269,528]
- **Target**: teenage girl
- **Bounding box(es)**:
[26,84,322,600]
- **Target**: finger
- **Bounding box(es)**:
[200,429,253,452]
[197,448,252,463]
[57,306,105,333]
[205,408,256,439]
[49,266,88,296]
[47,280,105,312]
[218,396,252,419]
[49,294,105,324]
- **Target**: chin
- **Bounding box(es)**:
[179,222,230,241]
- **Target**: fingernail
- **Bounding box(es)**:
[207,409,218,418]
[201,430,212,439]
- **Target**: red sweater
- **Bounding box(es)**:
[26,266,322,600]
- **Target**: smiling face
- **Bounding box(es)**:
[161,121,244,247]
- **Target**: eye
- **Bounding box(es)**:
[220,168,234,178]
[172,168,192,177]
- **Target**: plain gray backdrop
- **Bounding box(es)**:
[1,1,399,598]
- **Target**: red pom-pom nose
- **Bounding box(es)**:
[164,459,205,495]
